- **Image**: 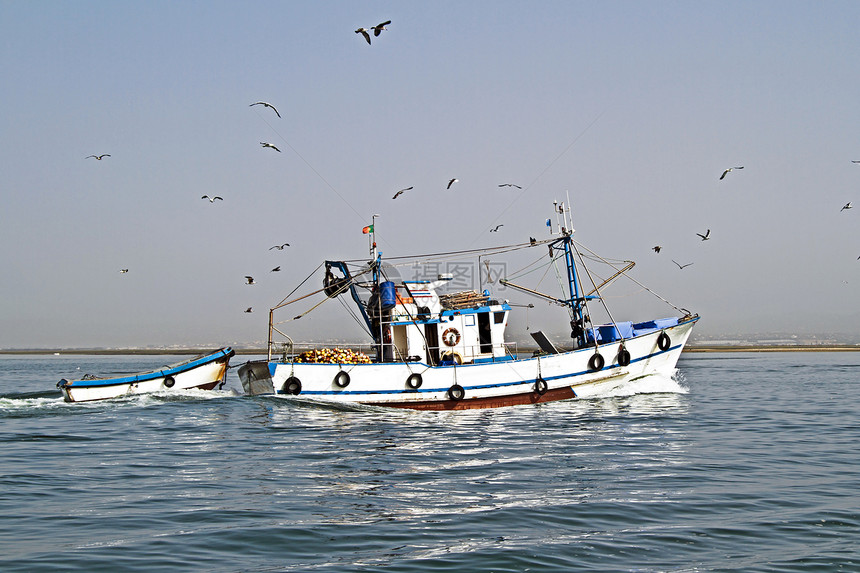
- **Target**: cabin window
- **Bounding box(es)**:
[464,315,476,326]
[494,311,506,324]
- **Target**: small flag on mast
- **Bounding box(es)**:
[362,224,374,234]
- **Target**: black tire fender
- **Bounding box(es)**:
[617,346,631,367]
[657,332,671,351]
[283,376,302,395]
[334,370,350,388]
[406,373,423,389]
[589,353,605,372]
[535,377,548,395]
[163,375,176,388]
[448,384,465,401]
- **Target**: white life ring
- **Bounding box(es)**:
[442,327,461,347]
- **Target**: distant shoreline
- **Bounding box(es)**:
[2,345,859,356]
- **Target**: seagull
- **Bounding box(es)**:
[392,186,413,199]
[841,202,852,211]
[447,178,459,189]
[86,154,110,160]
[245,307,253,313]
[696,229,711,241]
[119,269,129,274]
[260,142,281,152]
[719,166,744,180]
[852,160,860,163]
[271,266,281,273]
[269,243,290,250]
[672,260,694,270]
[355,27,371,44]
[249,101,280,118]
[371,20,391,37]
[490,224,504,232]
[652,246,662,253]
[498,183,522,189]
[245,276,256,285]
[201,195,223,202]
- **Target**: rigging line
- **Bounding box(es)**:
[572,239,689,314]
[337,296,372,337]
[465,108,607,250]
[272,261,325,310]
[343,239,554,266]
[254,111,394,249]
[574,242,622,335]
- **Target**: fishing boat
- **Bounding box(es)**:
[238,202,698,410]
[57,347,235,402]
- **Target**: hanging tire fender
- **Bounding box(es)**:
[657,332,671,351]
[535,377,548,395]
[283,376,302,395]
[406,373,423,390]
[334,370,350,388]
[163,375,176,388]
[589,353,605,372]
[617,346,631,367]
[448,384,465,401]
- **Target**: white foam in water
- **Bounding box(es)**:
[586,369,688,399]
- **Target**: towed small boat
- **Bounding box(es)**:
[239,202,698,410]
[57,347,235,403]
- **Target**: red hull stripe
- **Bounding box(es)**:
[371,385,576,410]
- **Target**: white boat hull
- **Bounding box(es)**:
[239,319,696,410]
[58,348,234,403]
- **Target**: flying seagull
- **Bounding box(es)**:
[841,202,852,211]
[119,269,129,274]
[498,183,522,189]
[490,224,504,232]
[371,20,391,37]
[672,260,694,270]
[447,178,459,189]
[355,27,371,44]
[392,186,413,199]
[852,161,860,163]
[201,195,223,202]
[245,276,256,285]
[719,166,744,180]
[271,266,281,273]
[245,307,253,313]
[652,246,662,253]
[86,154,110,160]
[269,243,290,250]
[260,142,281,152]
[696,229,711,241]
[249,101,280,118]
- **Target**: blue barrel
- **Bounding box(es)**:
[379,281,397,310]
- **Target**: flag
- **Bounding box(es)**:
[546,219,552,227]
[362,224,374,234]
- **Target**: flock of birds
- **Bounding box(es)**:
[88,17,859,317]
[648,164,859,269]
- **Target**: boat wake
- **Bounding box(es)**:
[585,369,688,400]
[0,388,240,415]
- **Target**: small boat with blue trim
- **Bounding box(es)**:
[238,202,698,410]
[58,347,235,403]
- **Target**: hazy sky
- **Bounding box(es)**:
[2,1,859,348]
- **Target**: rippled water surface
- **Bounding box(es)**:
[1,352,859,572]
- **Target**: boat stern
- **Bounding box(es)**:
[238,360,275,395]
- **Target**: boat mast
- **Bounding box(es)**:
[551,199,590,346]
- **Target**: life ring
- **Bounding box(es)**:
[617,346,631,367]
[589,353,605,372]
[534,377,548,395]
[448,384,465,401]
[283,376,302,395]
[163,375,176,388]
[441,351,463,365]
[657,332,671,351]
[334,370,350,388]
[406,373,423,389]
[442,327,461,347]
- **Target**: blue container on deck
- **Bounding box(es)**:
[379,281,397,310]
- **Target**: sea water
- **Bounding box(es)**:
[1,351,858,572]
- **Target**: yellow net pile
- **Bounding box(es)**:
[295,348,372,364]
